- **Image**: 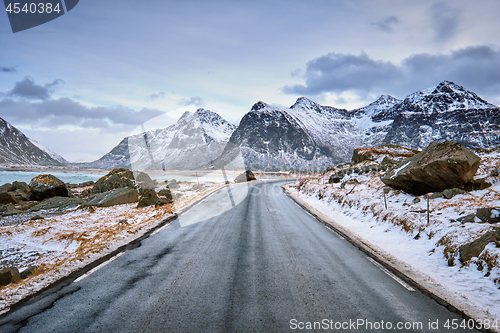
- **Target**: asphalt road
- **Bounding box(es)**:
[0,180,480,332]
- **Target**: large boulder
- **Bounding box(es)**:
[463,178,492,191]
[234,170,257,183]
[167,179,180,189]
[158,188,174,203]
[460,228,500,263]
[137,188,159,208]
[381,141,480,195]
[476,207,500,223]
[134,171,156,190]
[92,168,135,193]
[85,187,139,207]
[11,181,30,193]
[0,183,13,193]
[29,174,68,201]
[0,192,17,204]
[29,197,84,213]
[0,267,21,286]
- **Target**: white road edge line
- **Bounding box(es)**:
[74,252,124,283]
[368,257,415,292]
[323,225,344,239]
[151,223,171,236]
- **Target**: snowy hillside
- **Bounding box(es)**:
[0,117,64,167]
[79,109,236,170]
[216,80,500,171]
[216,95,400,171]
[76,80,500,172]
[29,139,68,165]
[384,81,500,149]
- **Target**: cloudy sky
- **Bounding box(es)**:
[1,0,500,162]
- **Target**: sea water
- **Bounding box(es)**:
[0,169,234,185]
[0,170,106,185]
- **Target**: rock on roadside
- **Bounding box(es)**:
[459,229,500,263]
[381,141,480,195]
[0,267,21,286]
[234,170,257,183]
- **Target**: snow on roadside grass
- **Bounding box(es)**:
[290,150,500,322]
[0,181,223,313]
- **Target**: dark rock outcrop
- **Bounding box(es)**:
[0,267,21,286]
[476,207,500,223]
[92,168,135,193]
[463,178,492,191]
[167,179,179,189]
[460,228,500,263]
[158,188,173,203]
[11,181,30,192]
[29,197,84,213]
[328,162,386,184]
[0,183,13,192]
[137,188,159,208]
[20,266,37,279]
[351,145,419,164]
[234,170,257,183]
[442,188,465,199]
[381,141,480,195]
[0,192,17,204]
[29,174,68,201]
[135,171,155,190]
[352,148,374,164]
[85,188,139,207]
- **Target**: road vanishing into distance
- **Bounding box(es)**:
[0,180,480,332]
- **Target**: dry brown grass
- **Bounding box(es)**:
[356,146,419,159]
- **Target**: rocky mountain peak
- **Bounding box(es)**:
[353,94,402,120]
[196,108,219,123]
[177,111,193,124]
[384,81,500,150]
[372,94,400,106]
[290,97,320,109]
[402,80,496,115]
[251,101,269,111]
[0,116,64,166]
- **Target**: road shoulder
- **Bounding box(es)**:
[282,185,497,333]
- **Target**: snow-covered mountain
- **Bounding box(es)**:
[79,108,236,170]
[213,95,401,171]
[383,81,500,149]
[29,139,69,165]
[0,117,65,167]
[75,80,500,172]
[215,80,499,171]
